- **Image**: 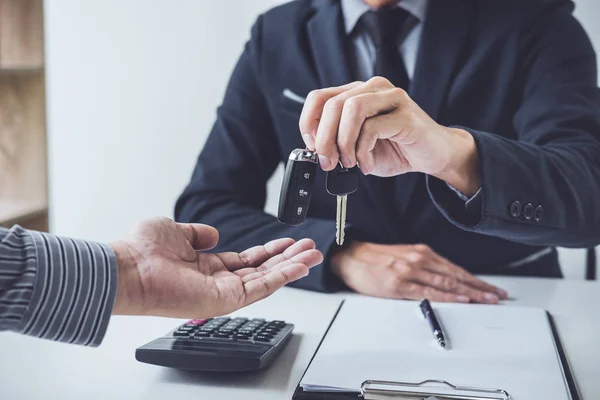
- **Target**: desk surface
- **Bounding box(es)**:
[1,276,599,399]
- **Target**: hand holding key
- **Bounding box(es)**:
[299,77,481,197]
[330,241,509,304]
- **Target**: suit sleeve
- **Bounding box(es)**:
[174,16,343,292]
[428,3,600,248]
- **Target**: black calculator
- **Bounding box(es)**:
[135,317,294,372]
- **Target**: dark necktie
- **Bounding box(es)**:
[358,7,415,90]
[356,8,419,228]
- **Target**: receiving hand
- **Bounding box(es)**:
[300,77,481,196]
[330,241,508,303]
[110,218,323,318]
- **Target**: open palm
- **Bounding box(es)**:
[111,218,323,318]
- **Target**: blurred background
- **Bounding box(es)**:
[1,0,598,278]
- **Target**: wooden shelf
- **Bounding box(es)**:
[0,199,47,227]
[0,0,44,70]
[0,73,48,200]
[0,0,48,232]
[0,67,44,76]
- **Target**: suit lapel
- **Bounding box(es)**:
[306,0,353,87]
[396,0,476,221]
[410,0,475,121]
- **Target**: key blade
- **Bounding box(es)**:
[336,195,347,245]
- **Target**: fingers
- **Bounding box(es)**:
[408,268,505,304]
[425,254,508,300]
[259,238,317,270]
[397,254,501,304]
[300,81,363,152]
[313,80,389,170]
[241,246,324,306]
[365,243,507,304]
[226,238,317,274]
[401,283,470,303]
[355,112,402,174]
[176,223,219,250]
[232,238,296,271]
[339,88,408,168]
[238,248,323,281]
[243,263,311,306]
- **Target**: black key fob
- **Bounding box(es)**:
[277,149,318,225]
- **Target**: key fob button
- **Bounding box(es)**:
[293,203,308,218]
[299,169,313,182]
[296,185,311,200]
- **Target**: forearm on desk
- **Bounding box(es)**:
[0,226,118,346]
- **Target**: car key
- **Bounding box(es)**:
[326,163,358,245]
[277,149,318,225]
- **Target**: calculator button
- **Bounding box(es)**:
[243,324,261,330]
[188,319,209,325]
[263,325,280,331]
[178,326,195,332]
[254,335,272,342]
[194,331,210,337]
[182,324,200,330]
[234,334,251,340]
[173,330,191,337]
[232,317,249,323]
[213,332,232,338]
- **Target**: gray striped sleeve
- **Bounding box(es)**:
[0,226,118,346]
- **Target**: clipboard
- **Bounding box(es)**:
[292,301,581,400]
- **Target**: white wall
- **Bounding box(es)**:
[45,0,599,277]
[45,0,285,243]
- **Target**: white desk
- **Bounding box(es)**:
[1,277,599,399]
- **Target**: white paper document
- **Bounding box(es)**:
[300,297,572,399]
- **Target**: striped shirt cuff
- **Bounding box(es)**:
[0,226,118,346]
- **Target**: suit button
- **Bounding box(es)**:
[509,201,522,218]
[534,205,544,222]
[523,203,534,221]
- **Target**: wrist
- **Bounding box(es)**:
[434,127,481,197]
[109,240,143,315]
[329,248,344,278]
[329,241,357,282]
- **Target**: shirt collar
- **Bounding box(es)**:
[341,0,429,35]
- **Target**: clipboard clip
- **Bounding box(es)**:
[360,379,511,400]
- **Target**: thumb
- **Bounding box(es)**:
[176,223,219,251]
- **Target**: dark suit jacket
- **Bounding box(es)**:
[175,0,600,292]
